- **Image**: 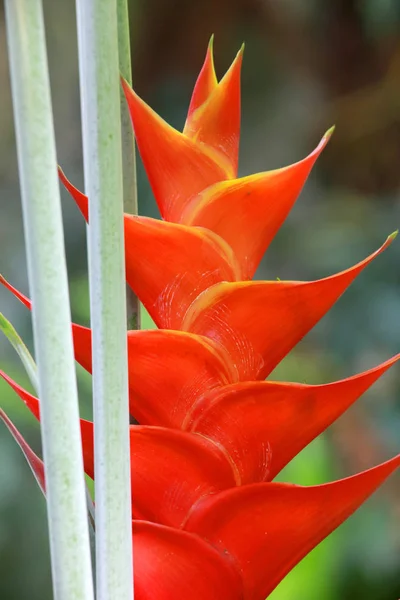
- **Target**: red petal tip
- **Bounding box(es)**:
[183,235,395,380]
[181,130,332,279]
[0,408,45,495]
[186,35,218,118]
[0,369,40,420]
[190,353,400,483]
[186,455,400,600]
[58,167,88,221]
[0,275,31,310]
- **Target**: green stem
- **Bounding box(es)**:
[76,1,134,599]
[117,0,140,330]
[0,312,38,391]
[5,1,94,599]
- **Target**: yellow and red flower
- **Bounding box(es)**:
[1,40,399,599]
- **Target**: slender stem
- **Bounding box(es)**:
[76,2,134,600]
[117,0,140,330]
[117,0,137,213]
[4,2,94,599]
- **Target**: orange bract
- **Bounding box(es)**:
[2,39,399,600]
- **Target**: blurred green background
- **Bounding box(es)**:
[0,0,400,598]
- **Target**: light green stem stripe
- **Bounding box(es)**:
[0,312,39,391]
[117,0,137,214]
[117,0,140,330]
[76,1,134,599]
[5,2,94,599]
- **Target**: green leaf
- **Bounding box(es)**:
[0,312,38,392]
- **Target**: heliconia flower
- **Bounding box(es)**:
[2,40,399,599]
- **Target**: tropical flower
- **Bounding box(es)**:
[1,39,399,600]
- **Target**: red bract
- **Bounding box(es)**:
[1,40,399,599]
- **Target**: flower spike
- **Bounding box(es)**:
[0,408,45,495]
[183,234,396,380]
[186,456,400,600]
[122,79,228,221]
[181,129,333,279]
[3,37,399,598]
[188,354,400,483]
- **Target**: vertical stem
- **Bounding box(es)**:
[117,0,137,214]
[117,0,140,330]
[5,2,94,600]
[76,2,134,600]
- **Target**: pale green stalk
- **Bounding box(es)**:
[76,2,134,599]
[117,0,140,330]
[4,1,94,599]
[117,0,137,214]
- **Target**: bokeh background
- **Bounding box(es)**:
[1,0,400,598]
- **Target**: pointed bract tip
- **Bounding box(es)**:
[207,34,216,77]
[120,76,133,97]
[238,42,245,57]
[0,407,46,495]
[388,230,398,242]
[324,125,336,138]
[57,165,67,183]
